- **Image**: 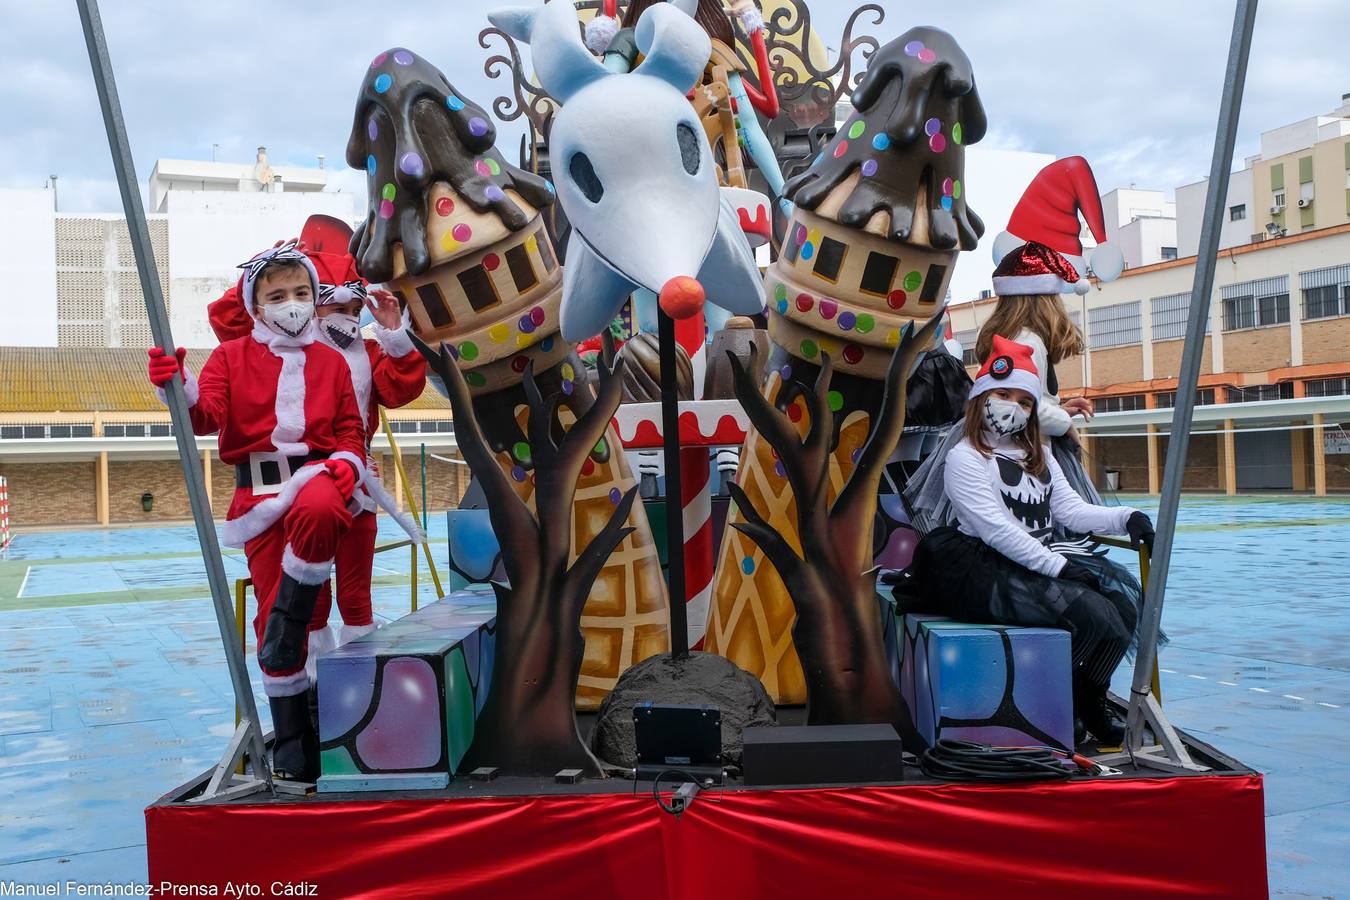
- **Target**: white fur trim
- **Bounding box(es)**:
[360,473,426,542]
[375,323,415,359]
[154,369,199,407]
[249,318,313,457]
[304,625,338,684]
[970,369,1041,400]
[263,670,309,698]
[338,622,378,646]
[992,273,1073,296]
[736,4,764,33]
[330,451,367,487]
[336,341,373,430]
[221,464,326,549]
[282,543,334,585]
[585,14,620,53]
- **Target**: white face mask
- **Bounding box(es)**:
[983,396,1030,436]
[319,312,362,350]
[260,300,313,338]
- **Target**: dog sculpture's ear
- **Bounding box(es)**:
[633,2,712,94]
[491,1,611,104]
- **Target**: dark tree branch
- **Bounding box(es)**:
[727,482,803,585]
[832,309,944,533]
[563,486,639,616]
[412,333,537,588]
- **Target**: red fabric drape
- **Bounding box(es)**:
[147,775,1266,899]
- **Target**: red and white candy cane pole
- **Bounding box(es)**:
[0,476,9,551]
[671,296,713,650]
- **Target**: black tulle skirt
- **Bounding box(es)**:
[904,349,973,428]
[905,527,1155,655]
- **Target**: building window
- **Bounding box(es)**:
[1273,190,1286,210]
[920,264,948,302]
[1300,264,1350,319]
[1221,276,1290,331]
[0,426,21,440]
[410,283,454,329]
[953,329,979,367]
[1087,301,1142,349]
[1306,377,1350,398]
[1093,395,1147,413]
[504,243,538,294]
[1154,389,1216,409]
[1161,247,1178,261]
[1225,383,1294,403]
[812,236,848,283]
[859,251,899,296]
[1151,291,1211,341]
[1229,204,1246,221]
[457,265,501,313]
[535,230,557,273]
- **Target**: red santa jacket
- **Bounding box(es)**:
[176,321,369,548]
[207,286,426,444]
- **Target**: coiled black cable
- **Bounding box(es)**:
[919,740,1076,783]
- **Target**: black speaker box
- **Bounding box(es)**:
[741,724,904,786]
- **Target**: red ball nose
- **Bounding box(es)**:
[658,276,704,320]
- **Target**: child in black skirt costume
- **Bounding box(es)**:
[912,335,1155,745]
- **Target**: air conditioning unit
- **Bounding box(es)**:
[1298,198,1313,209]
[1269,204,1284,214]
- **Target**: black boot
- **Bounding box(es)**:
[307,683,320,734]
[259,574,322,673]
[1075,680,1126,747]
[269,693,319,782]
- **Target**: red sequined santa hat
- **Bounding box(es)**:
[969,334,1040,400]
[991,156,1125,290]
[991,241,1082,298]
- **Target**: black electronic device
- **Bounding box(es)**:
[741,724,904,786]
[633,702,723,783]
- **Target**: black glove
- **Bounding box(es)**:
[1059,560,1101,591]
[1126,511,1155,554]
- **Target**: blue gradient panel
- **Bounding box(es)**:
[900,614,1073,751]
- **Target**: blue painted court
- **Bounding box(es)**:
[0,498,1347,896]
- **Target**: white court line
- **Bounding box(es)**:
[1187,674,1207,680]
[1318,702,1341,709]
[371,564,401,576]
[15,565,32,599]
[1283,695,1306,701]
[1160,668,1176,674]
[1218,681,1238,686]
[1250,687,1270,693]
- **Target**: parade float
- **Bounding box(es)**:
[72,0,1268,894]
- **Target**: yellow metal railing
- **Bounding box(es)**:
[1090,535,1161,703]
[380,409,444,603]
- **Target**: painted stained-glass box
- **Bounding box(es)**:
[316,586,496,792]
[898,614,1073,752]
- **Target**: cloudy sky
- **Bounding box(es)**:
[2,0,1347,214]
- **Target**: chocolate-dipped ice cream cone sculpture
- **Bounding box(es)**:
[348,49,669,708]
[704,27,987,702]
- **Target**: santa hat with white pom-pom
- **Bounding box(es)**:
[585,0,621,53]
[990,155,1125,294]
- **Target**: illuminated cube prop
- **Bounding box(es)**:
[316,587,496,792]
[898,614,1073,752]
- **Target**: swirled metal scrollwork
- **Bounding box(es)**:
[739,0,884,127]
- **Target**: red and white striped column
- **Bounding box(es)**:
[679,446,713,650]
[0,476,10,551]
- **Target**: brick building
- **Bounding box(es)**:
[949,223,1350,494]
[0,348,466,528]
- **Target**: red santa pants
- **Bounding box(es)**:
[309,509,377,632]
[245,472,353,692]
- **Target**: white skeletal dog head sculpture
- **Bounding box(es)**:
[489,0,765,342]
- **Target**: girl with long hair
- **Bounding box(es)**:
[910,336,1155,745]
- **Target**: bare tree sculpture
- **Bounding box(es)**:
[415,335,637,777]
[727,311,943,729]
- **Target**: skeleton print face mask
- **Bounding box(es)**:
[984,396,1030,436]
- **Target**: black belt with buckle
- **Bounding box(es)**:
[236,452,325,489]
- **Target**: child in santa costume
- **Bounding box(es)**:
[910,337,1154,746]
[207,244,428,683]
[147,244,367,780]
